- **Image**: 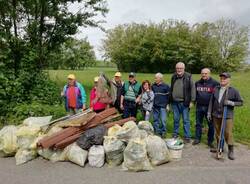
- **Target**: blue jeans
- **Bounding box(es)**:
[172,102,191,139]
[153,106,167,135]
[195,105,214,144]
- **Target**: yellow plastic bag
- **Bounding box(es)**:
[0,125,18,157]
[16,126,41,149]
[107,124,122,136]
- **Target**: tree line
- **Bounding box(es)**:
[102,19,249,73]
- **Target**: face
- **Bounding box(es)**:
[114,76,121,82]
[143,82,149,91]
[68,79,75,86]
[220,76,230,87]
[155,76,161,84]
[94,81,98,87]
[129,76,135,83]
[201,69,210,80]
[176,64,185,76]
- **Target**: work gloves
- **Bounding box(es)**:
[224,100,235,106]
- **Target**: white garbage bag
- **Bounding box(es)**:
[23,116,53,128]
[107,124,122,136]
[66,143,88,167]
[16,126,41,149]
[88,145,105,168]
[139,130,148,140]
[146,135,170,166]
[0,125,18,157]
[138,121,154,135]
[103,136,125,166]
[122,138,153,172]
[15,149,37,165]
[116,121,140,142]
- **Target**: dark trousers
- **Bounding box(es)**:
[123,100,137,118]
[195,105,214,144]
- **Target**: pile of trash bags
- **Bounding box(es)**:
[0,117,171,172]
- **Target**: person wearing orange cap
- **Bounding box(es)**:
[61,74,86,115]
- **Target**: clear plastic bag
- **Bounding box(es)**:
[103,136,125,166]
[116,121,140,143]
[107,124,122,136]
[66,143,88,167]
[122,138,153,172]
[146,135,170,166]
[16,126,41,149]
[88,145,105,168]
[23,116,52,127]
[138,121,154,135]
[0,125,18,157]
[15,149,37,165]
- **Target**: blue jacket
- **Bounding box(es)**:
[195,77,219,106]
[63,81,86,111]
[152,82,170,108]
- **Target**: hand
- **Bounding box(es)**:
[135,98,140,104]
[82,104,86,110]
[189,102,194,108]
[166,105,170,112]
[207,113,212,121]
[224,100,235,106]
[145,111,150,116]
[60,91,64,97]
[120,104,124,110]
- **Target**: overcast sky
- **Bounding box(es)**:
[76,0,250,59]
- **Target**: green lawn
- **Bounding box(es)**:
[48,68,250,145]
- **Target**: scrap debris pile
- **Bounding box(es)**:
[0,108,178,171]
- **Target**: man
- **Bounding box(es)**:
[170,62,196,143]
[102,72,124,113]
[120,72,141,118]
[208,72,243,160]
[151,73,170,138]
[61,74,86,115]
[193,68,219,147]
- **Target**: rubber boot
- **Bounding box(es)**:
[228,145,235,160]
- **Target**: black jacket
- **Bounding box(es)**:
[208,86,243,119]
[195,77,219,106]
[170,72,195,107]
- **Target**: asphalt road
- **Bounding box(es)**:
[1,143,250,184]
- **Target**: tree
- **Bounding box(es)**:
[0,0,108,123]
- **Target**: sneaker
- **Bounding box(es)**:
[192,139,200,145]
[184,138,191,144]
[172,134,178,139]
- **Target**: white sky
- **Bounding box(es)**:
[76,0,250,59]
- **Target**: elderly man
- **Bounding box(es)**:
[151,73,170,138]
[193,68,219,147]
[208,72,243,160]
[61,74,86,115]
[120,72,141,118]
[102,72,124,113]
[170,62,196,143]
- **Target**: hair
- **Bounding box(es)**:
[142,80,151,91]
[176,62,185,69]
[155,72,163,79]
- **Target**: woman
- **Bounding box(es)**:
[140,80,154,121]
[90,76,111,113]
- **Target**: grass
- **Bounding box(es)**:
[48,68,250,145]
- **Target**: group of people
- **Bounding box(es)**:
[61,62,243,160]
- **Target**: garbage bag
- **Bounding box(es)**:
[77,125,107,150]
[16,126,41,149]
[116,121,140,143]
[15,149,37,165]
[122,138,153,172]
[139,130,148,140]
[0,125,18,157]
[107,124,122,136]
[103,136,125,166]
[146,135,170,166]
[37,148,67,162]
[138,121,154,135]
[66,143,88,167]
[23,116,52,128]
[88,145,105,168]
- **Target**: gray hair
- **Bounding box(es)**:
[155,72,163,79]
[176,62,185,69]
